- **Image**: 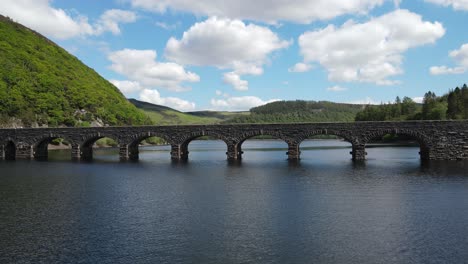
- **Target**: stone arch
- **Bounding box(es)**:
[172,131,230,161]
[362,128,431,160]
[127,132,173,147]
[33,134,75,160]
[79,133,120,161]
[295,129,355,160]
[121,132,173,161]
[235,130,292,160]
[295,129,356,145]
[177,130,230,145]
[1,136,38,160]
[237,129,290,145]
[81,133,120,147]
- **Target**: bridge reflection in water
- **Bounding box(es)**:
[1,121,467,161]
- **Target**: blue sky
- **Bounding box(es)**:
[1,0,467,111]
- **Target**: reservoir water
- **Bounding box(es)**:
[1,140,467,263]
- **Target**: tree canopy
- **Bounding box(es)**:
[355,85,467,121]
[226,100,364,123]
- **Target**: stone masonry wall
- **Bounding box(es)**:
[0,120,467,161]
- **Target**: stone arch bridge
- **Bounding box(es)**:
[1,121,468,161]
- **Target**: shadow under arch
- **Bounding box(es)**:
[236,130,290,160]
[125,132,172,161]
[33,135,74,161]
[363,129,430,160]
[298,133,353,161]
[3,140,16,160]
[177,133,229,161]
[295,129,356,160]
[80,134,120,161]
[296,129,355,145]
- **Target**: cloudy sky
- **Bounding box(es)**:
[1,0,467,111]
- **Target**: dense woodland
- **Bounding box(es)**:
[355,84,468,121]
[226,100,364,123]
[0,15,149,127]
[226,85,468,125]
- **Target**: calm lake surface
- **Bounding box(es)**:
[1,139,468,264]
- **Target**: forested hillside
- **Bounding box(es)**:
[0,15,148,127]
[226,100,364,123]
[355,84,467,121]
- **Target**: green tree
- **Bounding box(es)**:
[422,91,437,120]
[446,87,462,119]
[462,84,468,118]
[392,96,402,118]
[401,97,416,116]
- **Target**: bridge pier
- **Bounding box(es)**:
[80,145,93,161]
[419,144,431,160]
[71,144,81,160]
[287,142,300,160]
[119,144,139,161]
[171,144,188,161]
[226,143,243,160]
[351,144,366,160]
[15,143,34,160]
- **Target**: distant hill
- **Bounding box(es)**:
[129,98,182,113]
[0,15,148,127]
[226,100,364,123]
[187,110,249,120]
[131,99,365,124]
[129,99,242,125]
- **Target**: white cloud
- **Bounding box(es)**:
[347,97,378,104]
[429,66,466,75]
[129,0,386,24]
[430,43,468,75]
[327,85,348,92]
[412,97,424,103]
[223,72,248,91]
[210,96,279,111]
[450,44,468,67]
[425,0,468,10]
[165,17,290,68]
[165,17,290,90]
[155,21,180,30]
[288,63,313,73]
[0,0,93,39]
[111,80,196,110]
[0,1,136,39]
[298,9,445,85]
[108,49,200,92]
[95,9,137,35]
[110,80,143,95]
[139,89,196,111]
